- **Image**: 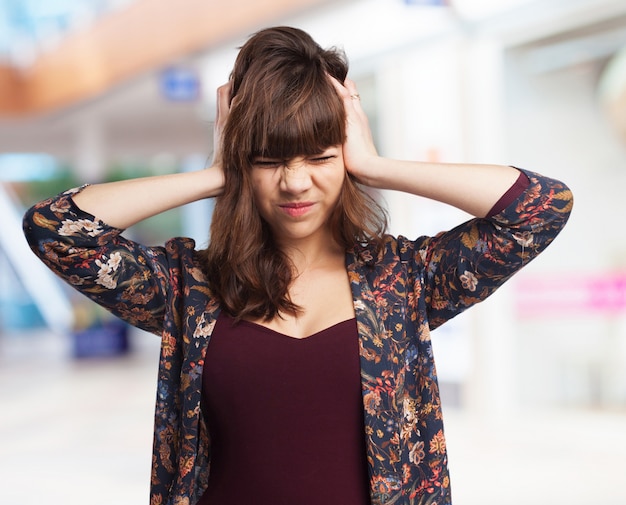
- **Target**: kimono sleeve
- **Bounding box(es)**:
[22,186,174,335]
[411,169,573,330]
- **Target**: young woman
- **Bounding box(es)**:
[23,26,573,505]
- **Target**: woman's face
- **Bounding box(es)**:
[250,145,346,247]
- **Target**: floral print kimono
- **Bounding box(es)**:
[23,169,572,505]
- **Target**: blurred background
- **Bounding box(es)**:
[1,0,625,503]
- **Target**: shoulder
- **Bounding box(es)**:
[159,237,210,285]
[164,236,197,257]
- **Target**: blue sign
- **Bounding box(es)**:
[160,67,201,102]
[403,0,448,5]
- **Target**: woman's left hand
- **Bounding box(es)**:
[329,76,381,187]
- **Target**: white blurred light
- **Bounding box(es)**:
[597,45,626,143]
[451,0,536,20]
[290,0,454,62]
[0,153,59,181]
[598,46,626,103]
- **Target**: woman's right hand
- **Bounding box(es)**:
[70,84,232,229]
[210,82,232,186]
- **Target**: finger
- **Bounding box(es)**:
[343,78,358,96]
[327,74,348,97]
[328,74,362,107]
[344,79,364,108]
[216,81,232,126]
[213,82,232,166]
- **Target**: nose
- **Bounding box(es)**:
[279,159,313,194]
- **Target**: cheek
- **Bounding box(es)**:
[329,169,346,200]
[249,176,275,219]
[250,172,270,200]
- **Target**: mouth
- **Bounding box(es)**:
[279,201,315,217]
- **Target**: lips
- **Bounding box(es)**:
[278,201,315,217]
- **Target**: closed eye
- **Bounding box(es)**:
[309,155,336,164]
[253,159,283,169]
[252,152,337,168]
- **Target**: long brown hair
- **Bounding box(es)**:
[199,26,387,321]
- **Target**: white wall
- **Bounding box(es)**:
[504,46,626,408]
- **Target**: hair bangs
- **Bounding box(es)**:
[249,78,345,161]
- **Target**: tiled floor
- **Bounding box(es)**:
[2,329,625,504]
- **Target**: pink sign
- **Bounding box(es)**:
[514,272,626,317]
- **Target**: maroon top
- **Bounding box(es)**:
[486,170,530,217]
[198,312,371,505]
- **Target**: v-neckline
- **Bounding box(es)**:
[237,317,356,341]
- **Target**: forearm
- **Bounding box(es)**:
[362,157,520,218]
[72,167,224,229]
[23,187,176,335]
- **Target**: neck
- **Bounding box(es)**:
[278,235,345,275]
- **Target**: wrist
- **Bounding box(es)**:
[348,155,385,188]
[197,165,225,198]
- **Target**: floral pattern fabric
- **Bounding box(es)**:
[23,169,573,505]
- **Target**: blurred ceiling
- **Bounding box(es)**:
[0,0,136,66]
[0,0,335,116]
